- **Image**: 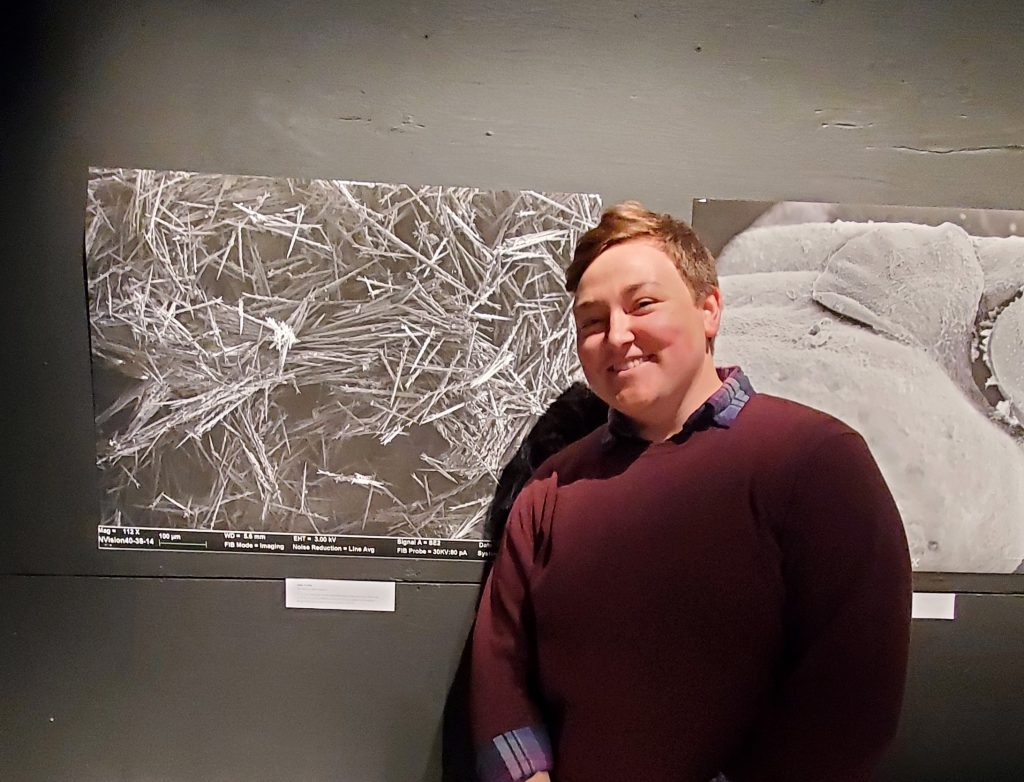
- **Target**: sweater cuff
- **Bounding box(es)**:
[477,725,553,782]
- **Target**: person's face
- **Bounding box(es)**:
[572,238,722,428]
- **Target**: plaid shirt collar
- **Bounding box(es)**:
[603,366,754,445]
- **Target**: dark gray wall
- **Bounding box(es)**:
[3,1,1023,779]
[0,576,476,782]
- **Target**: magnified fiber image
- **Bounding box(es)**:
[86,168,601,541]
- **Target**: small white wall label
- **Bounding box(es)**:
[285,578,396,612]
[911,592,956,620]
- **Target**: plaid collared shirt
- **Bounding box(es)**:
[478,367,753,782]
[604,365,753,444]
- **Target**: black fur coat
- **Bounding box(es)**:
[485,383,608,542]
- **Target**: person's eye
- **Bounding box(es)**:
[633,299,656,312]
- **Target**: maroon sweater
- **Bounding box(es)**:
[470,392,912,782]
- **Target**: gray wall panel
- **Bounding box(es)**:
[883,594,1024,779]
[4,577,1023,781]
[0,576,477,781]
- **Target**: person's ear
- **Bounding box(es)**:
[701,287,722,340]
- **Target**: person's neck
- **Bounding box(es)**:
[638,363,724,443]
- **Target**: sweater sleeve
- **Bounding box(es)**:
[470,477,556,782]
[726,429,913,782]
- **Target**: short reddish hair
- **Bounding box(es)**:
[565,201,717,298]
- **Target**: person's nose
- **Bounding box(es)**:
[607,309,635,348]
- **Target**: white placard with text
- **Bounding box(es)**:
[912,592,956,620]
[285,578,396,612]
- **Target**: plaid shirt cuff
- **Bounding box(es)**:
[477,725,553,782]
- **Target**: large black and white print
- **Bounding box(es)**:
[86,168,601,545]
[693,200,1024,574]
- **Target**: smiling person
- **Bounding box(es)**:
[468,202,914,782]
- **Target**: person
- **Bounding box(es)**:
[468,202,913,782]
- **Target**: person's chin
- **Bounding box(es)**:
[612,387,656,416]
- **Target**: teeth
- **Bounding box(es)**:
[615,357,647,371]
